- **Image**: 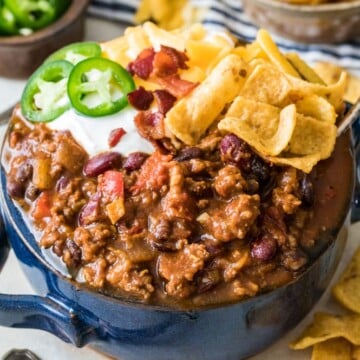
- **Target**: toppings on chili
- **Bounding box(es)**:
[21,60,73,122]
[67,57,136,117]
[45,41,102,65]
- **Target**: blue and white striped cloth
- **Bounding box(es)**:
[88,0,360,68]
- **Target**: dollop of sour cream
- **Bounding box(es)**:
[47,106,154,157]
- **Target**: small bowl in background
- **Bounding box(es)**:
[0,0,90,79]
[242,0,360,43]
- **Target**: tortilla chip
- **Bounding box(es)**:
[333,247,360,314]
[267,153,322,173]
[256,29,300,78]
[239,63,292,106]
[165,54,249,145]
[312,338,353,360]
[288,114,337,157]
[286,52,325,85]
[290,312,360,350]
[295,94,337,124]
[286,71,347,113]
[314,61,360,104]
[219,98,296,156]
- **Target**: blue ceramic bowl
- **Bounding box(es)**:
[0,118,359,360]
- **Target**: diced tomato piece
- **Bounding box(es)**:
[108,128,127,148]
[132,150,172,194]
[98,170,124,201]
[31,191,52,220]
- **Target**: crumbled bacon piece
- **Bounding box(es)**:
[153,50,178,78]
[127,48,155,80]
[157,74,198,98]
[160,45,189,70]
[152,46,188,78]
[154,89,177,114]
[134,111,165,142]
[128,86,154,110]
[108,128,126,147]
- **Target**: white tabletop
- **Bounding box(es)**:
[0,16,359,360]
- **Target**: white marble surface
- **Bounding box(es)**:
[0,16,359,360]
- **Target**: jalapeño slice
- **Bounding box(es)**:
[45,41,102,65]
[21,60,73,122]
[4,0,56,30]
[68,57,136,117]
[0,4,17,35]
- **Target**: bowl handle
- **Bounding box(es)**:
[351,112,360,223]
[0,215,97,347]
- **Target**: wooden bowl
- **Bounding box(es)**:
[242,0,360,43]
[0,0,90,79]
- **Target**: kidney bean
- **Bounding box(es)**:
[25,184,40,201]
[83,152,122,177]
[56,176,70,192]
[251,156,270,184]
[78,197,101,226]
[7,179,25,198]
[66,239,82,267]
[251,234,277,261]
[220,134,252,172]
[196,268,221,294]
[123,152,149,171]
[15,162,33,184]
[174,147,203,162]
[300,175,314,207]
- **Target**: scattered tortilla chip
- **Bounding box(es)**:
[256,29,300,78]
[219,98,296,156]
[314,61,360,104]
[333,247,360,314]
[295,94,337,124]
[312,338,353,360]
[290,312,360,350]
[165,54,249,145]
